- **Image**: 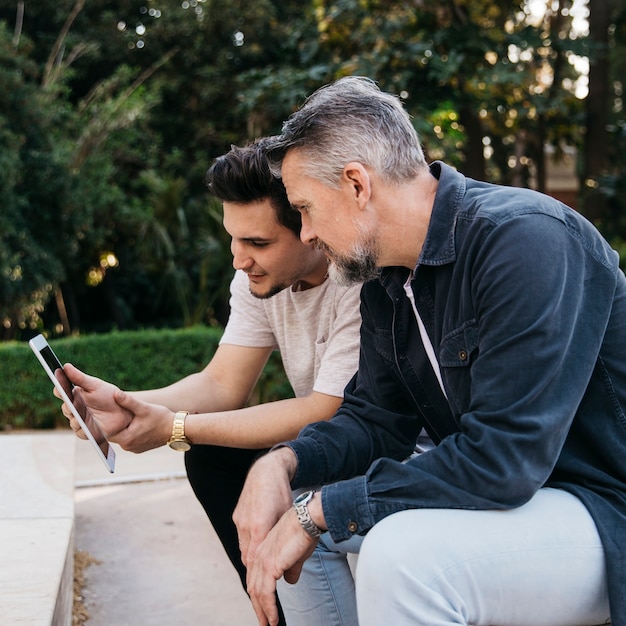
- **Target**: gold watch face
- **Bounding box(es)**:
[169,439,191,452]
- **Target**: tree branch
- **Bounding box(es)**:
[12,1,24,48]
[42,0,86,88]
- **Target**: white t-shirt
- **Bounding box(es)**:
[220,270,362,398]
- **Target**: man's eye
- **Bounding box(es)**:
[251,242,269,248]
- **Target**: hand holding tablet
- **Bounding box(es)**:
[29,334,116,473]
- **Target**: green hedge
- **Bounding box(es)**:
[1,327,292,430]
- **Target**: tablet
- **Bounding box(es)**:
[29,334,116,473]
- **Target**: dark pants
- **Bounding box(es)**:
[185,444,287,626]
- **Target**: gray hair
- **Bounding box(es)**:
[269,76,427,187]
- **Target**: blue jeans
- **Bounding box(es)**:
[277,532,363,626]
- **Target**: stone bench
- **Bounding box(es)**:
[0,431,75,626]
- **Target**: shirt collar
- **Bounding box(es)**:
[417,161,465,268]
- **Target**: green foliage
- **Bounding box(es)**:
[0,22,70,333]
[0,0,624,334]
[307,0,587,184]
[0,0,314,338]
[132,171,233,327]
[1,327,292,430]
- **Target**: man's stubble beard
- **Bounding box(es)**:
[247,260,313,299]
[249,280,290,300]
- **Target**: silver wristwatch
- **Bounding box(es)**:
[293,490,322,538]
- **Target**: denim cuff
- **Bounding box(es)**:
[321,475,375,543]
[281,437,329,489]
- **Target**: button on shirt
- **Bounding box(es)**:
[287,162,626,623]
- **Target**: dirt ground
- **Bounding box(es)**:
[73,550,100,625]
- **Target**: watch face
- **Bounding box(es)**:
[294,490,314,505]
[169,439,191,452]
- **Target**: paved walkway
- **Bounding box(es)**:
[74,438,257,625]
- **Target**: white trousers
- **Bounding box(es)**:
[356,488,611,626]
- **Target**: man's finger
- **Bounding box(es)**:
[283,560,305,585]
[249,593,268,626]
[239,534,251,567]
[113,389,141,413]
[248,566,280,626]
[66,413,88,439]
[60,402,72,419]
[58,397,86,438]
[63,363,97,391]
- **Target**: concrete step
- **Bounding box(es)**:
[0,431,75,626]
[0,431,257,626]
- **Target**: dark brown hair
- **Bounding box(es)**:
[206,137,301,236]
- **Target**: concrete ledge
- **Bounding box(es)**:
[0,432,75,626]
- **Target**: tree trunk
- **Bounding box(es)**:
[459,104,486,181]
[582,0,613,219]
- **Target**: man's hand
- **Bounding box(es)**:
[56,364,131,439]
[233,448,297,575]
[107,391,175,453]
[58,365,174,453]
[247,506,319,626]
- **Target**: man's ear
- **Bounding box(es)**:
[343,162,371,208]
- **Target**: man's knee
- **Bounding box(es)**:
[357,509,445,585]
[185,445,260,488]
[355,500,612,626]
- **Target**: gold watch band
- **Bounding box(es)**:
[168,410,191,451]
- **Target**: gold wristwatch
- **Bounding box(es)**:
[168,410,191,451]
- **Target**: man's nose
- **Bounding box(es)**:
[299,213,317,245]
[231,242,253,270]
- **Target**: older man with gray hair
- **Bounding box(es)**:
[234,76,625,626]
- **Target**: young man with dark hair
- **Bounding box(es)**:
[60,138,362,625]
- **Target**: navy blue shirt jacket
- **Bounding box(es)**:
[287,162,626,621]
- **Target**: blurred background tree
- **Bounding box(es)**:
[0,0,623,340]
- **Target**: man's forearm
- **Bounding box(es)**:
[133,370,244,414]
[183,392,341,449]
[133,343,273,414]
[266,445,299,482]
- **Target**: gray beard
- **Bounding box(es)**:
[325,242,380,286]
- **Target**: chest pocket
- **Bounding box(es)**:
[372,328,397,364]
[439,320,479,415]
